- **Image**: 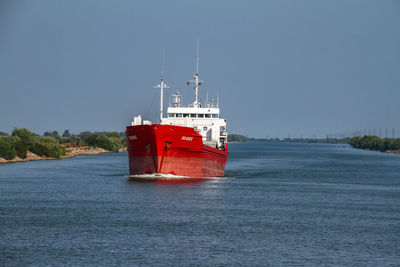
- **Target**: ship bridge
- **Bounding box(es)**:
[161,106,227,148]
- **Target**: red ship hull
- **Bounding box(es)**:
[126,124,228,179]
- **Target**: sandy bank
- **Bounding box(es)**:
[65,146,110,157]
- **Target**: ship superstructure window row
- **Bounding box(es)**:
[167,113,219,118]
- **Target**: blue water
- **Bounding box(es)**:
[1,142,399,266]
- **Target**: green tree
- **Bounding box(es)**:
[13,136,27,158]
[31,137,66,158]
[0,136,17,160]
[62,129,71,137]
[106,132,120,139]
[96,136,115,151]
[11,128,35,158]
[83,134,99,147]
[81,133,121,152]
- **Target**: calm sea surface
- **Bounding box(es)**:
[1,142,399,266]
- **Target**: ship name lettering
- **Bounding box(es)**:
[181,136,193,141]
[129,135,138,140]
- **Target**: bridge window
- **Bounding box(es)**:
[212,114,218,118]
[183,114,189,118]
[168,113,174,117]
[176,114,183,118]
[198,114,204,118]
[190,114,196,118]
[205,114,211,118]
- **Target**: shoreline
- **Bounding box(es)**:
[0,146,127,164]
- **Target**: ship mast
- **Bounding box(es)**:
[155,53,169,123]
[190,38,202,108]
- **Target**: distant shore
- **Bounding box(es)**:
[229,134,400,154]
[0,146,127,164]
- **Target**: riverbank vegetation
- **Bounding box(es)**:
[349,135,400,152]
[0,128,126,160]
[228,134,252,142]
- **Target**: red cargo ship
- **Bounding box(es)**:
[126,59,228,180]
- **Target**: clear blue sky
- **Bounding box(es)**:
[1,0,399,138]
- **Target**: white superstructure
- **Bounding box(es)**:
[161,104,227,149]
